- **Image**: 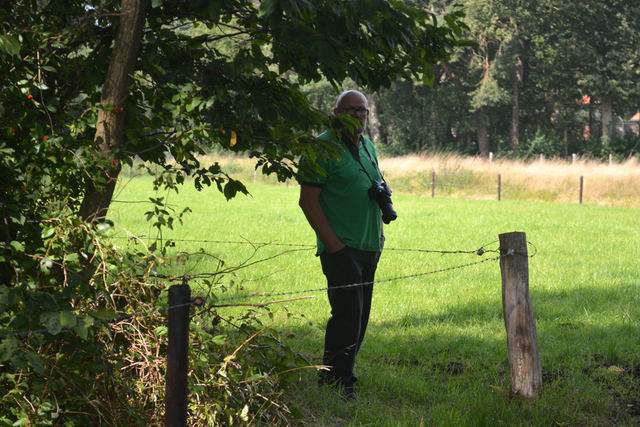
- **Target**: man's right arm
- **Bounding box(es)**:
[298,184,346,254]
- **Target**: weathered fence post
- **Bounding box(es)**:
[499,232,542,397]
[431,171,435,198]
[497,174,501,201]
[579,176,584,204]
[165,284,191,427]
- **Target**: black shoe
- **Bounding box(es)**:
[341,384,357,401]
[318,376,356,402]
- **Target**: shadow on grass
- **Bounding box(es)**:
[279,281,640,425]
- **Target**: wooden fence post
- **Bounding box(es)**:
[579,176,584,204]
[431,171,435,198]
[165,284,191,427]
[499,232,542,397]
[497,174,501,201]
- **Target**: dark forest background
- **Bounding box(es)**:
[304,0,640,160]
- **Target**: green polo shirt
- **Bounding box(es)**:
[300,132,383,255]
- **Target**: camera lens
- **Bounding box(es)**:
[368,181,397,224]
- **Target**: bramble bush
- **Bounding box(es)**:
[0,192,307,426]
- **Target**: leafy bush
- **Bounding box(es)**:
[0,212,307,426]
[520,127,564,158]
[600,131,640,159]
[0,215,164,425]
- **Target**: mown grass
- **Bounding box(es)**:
[110,159,640,426]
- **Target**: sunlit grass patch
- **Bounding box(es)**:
[110,164,640,426]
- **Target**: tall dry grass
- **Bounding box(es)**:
[379,153,640,208]
[186,151,640,208]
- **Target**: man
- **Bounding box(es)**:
[298,90,387,400]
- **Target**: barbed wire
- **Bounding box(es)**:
[0,253,506,340]
[108,235,509,257]
[205,251,508,307]
[109,235,317,248]
[0,241,535,341]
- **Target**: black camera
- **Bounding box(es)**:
[368,180,398,224]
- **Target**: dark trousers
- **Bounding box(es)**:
[319,246,381,386]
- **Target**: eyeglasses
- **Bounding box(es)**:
[340,107,369,115]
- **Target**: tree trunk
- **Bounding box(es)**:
[564,124,568,158]
[440,60,464,92]
[477,107,489,157]
[79,0,148,221]
[367,93,380,143]
[601,96,613,140]
[441,59,491,156]
[587,96,594,139]
[477,45,492,157]
[509,44,524,152]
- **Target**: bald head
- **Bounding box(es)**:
[334,90,369,144]
[336,90,368,109]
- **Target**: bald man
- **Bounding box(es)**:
[299,90,386,400]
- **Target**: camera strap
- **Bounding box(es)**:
[359,136,388,185]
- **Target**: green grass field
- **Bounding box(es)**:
[109,176,640,426]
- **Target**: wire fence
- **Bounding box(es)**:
[116,157,640,209]
[410,171,589,204]
[0,238,536,342]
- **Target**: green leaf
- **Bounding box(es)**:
[9,240,24,252]
[223,182,237,200]
[40,258,53,274]
[0,285,16,304]
[0,337,19,362]
[258,0,278,18]
[0,35,20,57]
[60,311,77,327]
[152,0,163,7]
[444,14,462,37]
[74,324,88,340]
[26,352,45,374]
[42,227,55,239]
[212,335,226,345]
[91,308,116,320]
[39,311,61,333]
[317,41,336,66]
[209,1,222,21]
[65,253,80,267]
